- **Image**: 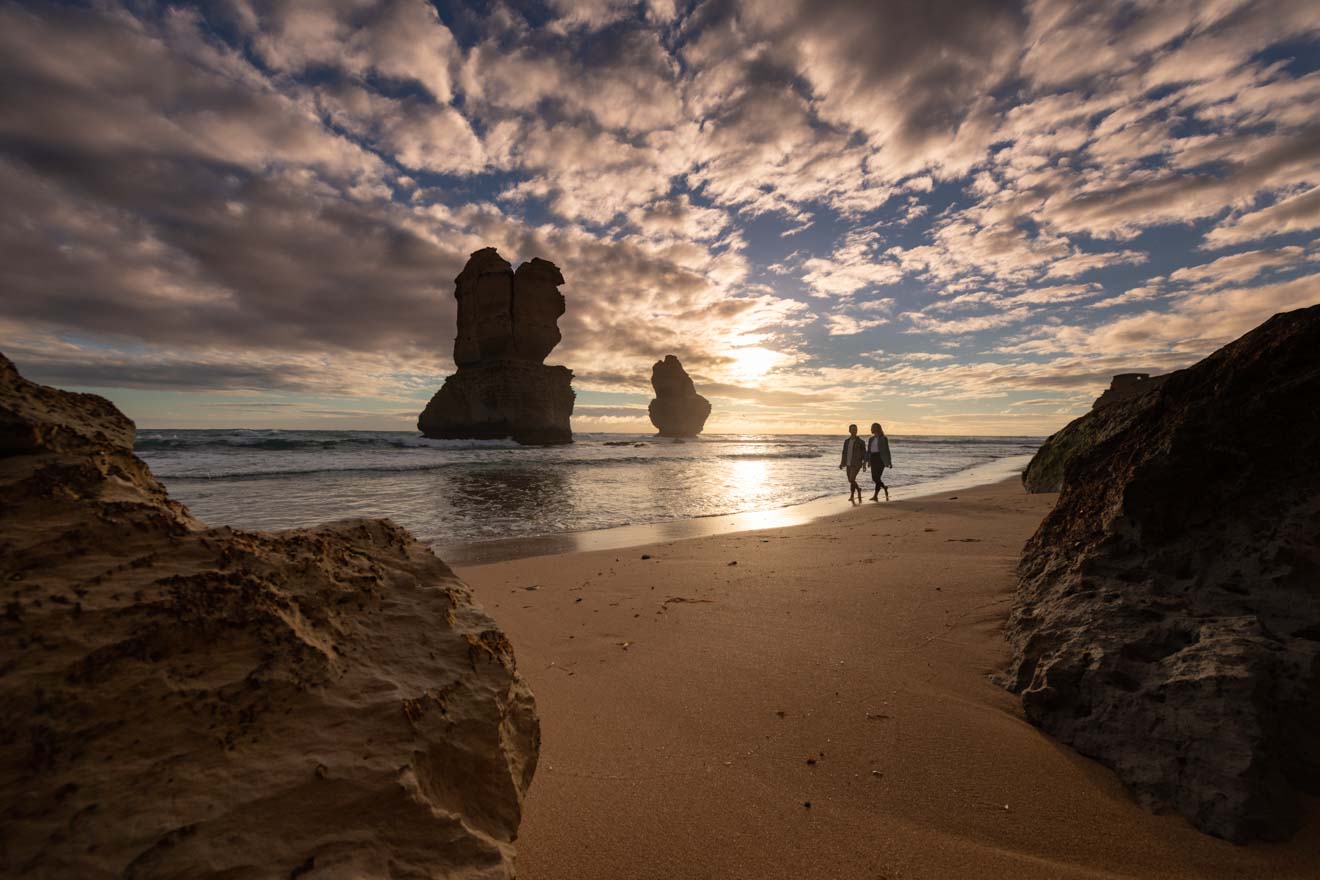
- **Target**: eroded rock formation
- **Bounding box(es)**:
[648,355,711,437]
[1022,372,1168,493]
[1094,372,1168,409]
[1007,305,1320,842]
[420,248,574,444]
[0,353,539,877]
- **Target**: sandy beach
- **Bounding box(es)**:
[459,478,1320,880]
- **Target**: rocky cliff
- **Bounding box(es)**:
[1022,373,1169,494]
[1007,305,1320,842]
[647,356,711,437]
[420,248,574,445]
[0,354,540,878]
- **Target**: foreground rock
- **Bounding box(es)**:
[419,248,575,445]
[0,354,539,878]
[647,355,711,437]
[1022,373,1168,493]
[1007,306,1320,842]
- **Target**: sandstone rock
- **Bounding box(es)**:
[453,247,516,367]
[647,355,711,437]
[1023,372,1171,493]
[421,248,574,445]
[512,258,566,363]
[0,353,540,878]
[419,361,574,445]
[1093,372,1168,409]
[1006,305,1320,842]
[1021,385,1159,493]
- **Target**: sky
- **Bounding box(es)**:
[2,0,1319,436]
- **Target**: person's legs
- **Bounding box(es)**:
[870,456,888,501]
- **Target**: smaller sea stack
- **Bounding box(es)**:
[648,355,711,437]
[418,247,575,445]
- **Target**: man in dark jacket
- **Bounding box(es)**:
[838,423,868,502]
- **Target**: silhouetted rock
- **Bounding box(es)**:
[1023,373,1171,493]
[420,247,574,445]
[1022,385,1159,494]
[647,355,711,437]
[1094,372,1168,409]
[1007,305,1320,842]
[0,353,539,877]
[513,258,567,363]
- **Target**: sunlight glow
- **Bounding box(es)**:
[727,346,783,382]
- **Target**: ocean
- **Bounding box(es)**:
[136,430,1041,555]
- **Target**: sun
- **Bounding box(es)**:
[728,346,783,382]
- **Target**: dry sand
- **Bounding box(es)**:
[459,478,1320,879]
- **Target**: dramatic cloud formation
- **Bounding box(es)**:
[1,0,1318,434]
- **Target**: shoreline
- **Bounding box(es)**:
[458,477,1319,879]
[433,452,1034,566]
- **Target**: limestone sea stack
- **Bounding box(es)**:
[0,353,539,877]
[418,248,575,445]
[647,355,711,437]
[1006,305,1320,842]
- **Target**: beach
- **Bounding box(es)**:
[458,477,1320,880]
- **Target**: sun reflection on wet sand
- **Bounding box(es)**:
[439,453,1032,566]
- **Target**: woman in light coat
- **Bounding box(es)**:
[867,422,892,501]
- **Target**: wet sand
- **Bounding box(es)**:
[457,478,1319,879]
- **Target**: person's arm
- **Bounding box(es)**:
[839,439,846,468]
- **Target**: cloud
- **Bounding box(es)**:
[238,0,462,102]
[825,314,890,336]
[2,0,1319,435]
[1168,245,1314,289]
[1204,186,1320,247]
[801,230,902,297]
[574,405,649,419]
[905,307,1034,335]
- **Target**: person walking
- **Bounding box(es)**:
[839,423,868,502]
[867,422,892,501]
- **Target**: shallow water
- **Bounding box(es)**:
[137,430,1041,547]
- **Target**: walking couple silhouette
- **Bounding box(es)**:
[839,422,891,503]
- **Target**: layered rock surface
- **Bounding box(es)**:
[1007,306,1320,842]
[421,248,574,445]
[0,354,539,878]
[647,355,711,437]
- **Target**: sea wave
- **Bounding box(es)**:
[136,434,524,452]
[153,454,681,481]
[716,451,824,461]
